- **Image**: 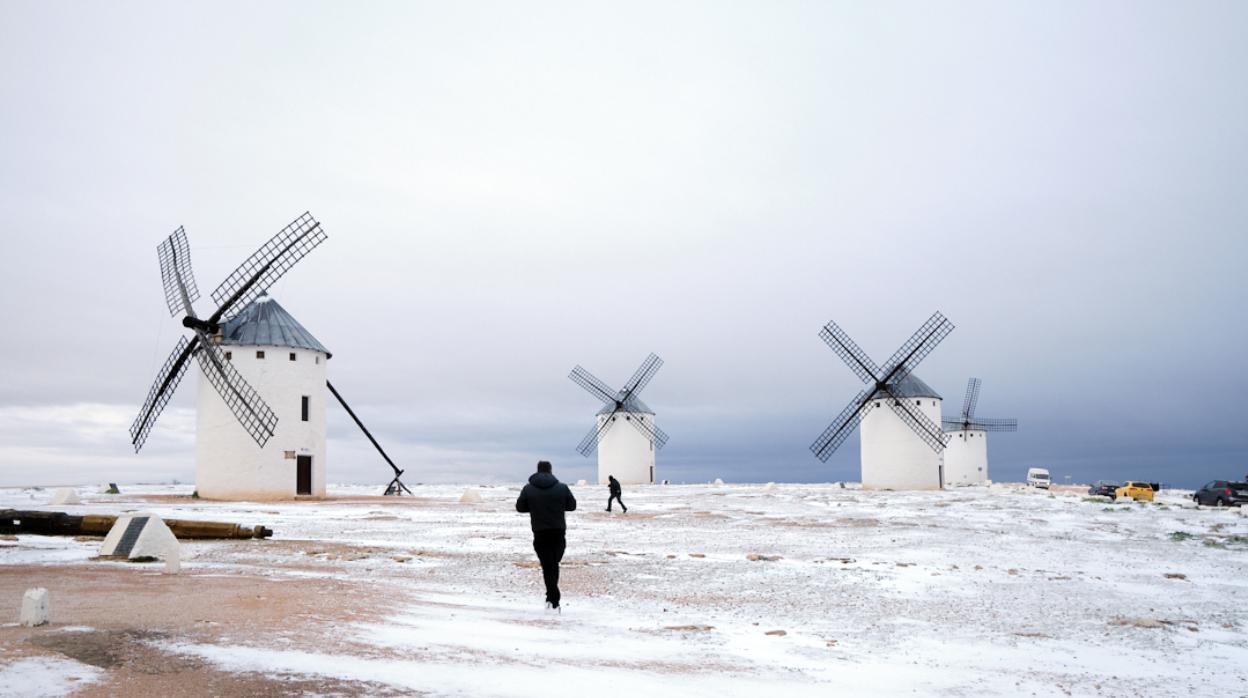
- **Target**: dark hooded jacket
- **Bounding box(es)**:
[609,477,621,496]
[516,472,577,533]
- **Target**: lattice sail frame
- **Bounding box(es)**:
[876,312,954,387]
[129,336,197,451]
[811,389,870,462]
[621,353,663,399]
[211,212,327,322]
[157,227,201,317]
[961,377,982,420]
[886,394,950,453]
[195,340,279,447]
[942,378,1019,433]
[569,366,617,406]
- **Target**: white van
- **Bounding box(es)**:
[1026,468,1051,489]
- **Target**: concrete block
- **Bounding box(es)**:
[20,588,48,627]
[99,512,181,562]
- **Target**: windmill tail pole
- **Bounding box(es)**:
[326,380,411,493]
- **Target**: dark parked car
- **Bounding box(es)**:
[1088,480,1119,497]
[1193,481,1248,507]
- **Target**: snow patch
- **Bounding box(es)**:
[0,656,103,697]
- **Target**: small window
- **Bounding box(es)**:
[874,401,880,408]
[315,356,320,364]
[224,351,232,361]
[301,396,309,422]
[256,350,265,359]
[289,352,297,362]
[915,400,921,406]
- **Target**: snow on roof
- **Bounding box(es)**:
[218,295,331,357]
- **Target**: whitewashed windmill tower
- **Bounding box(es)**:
[942,378,1017,486]
[811,312,955,490]
[569,354,668,485]
[129,213,412,500]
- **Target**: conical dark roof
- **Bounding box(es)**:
[871,373,940,400]
[218,295,331,358]
[596,397,654,416]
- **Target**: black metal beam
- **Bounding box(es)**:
[326,380,411,495]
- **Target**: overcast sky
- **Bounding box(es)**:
[1,1,1245,489]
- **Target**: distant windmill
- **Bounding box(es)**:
[569,353,668,485]
[129,213,411,499]
[810,312,955,490]
[942,378,1017,486]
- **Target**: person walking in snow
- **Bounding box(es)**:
[606,475,627,513]
[516,460,577,612]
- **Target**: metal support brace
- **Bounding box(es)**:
[326,380,412,495]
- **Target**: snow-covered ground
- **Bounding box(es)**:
[2,482,1247,696]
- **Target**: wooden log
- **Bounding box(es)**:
[0,510,272,539]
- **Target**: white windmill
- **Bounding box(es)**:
[810,312,955,490]
[130,213,412,499]
[569,354,668,485]
[942,378,1017,486]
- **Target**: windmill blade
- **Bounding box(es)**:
[196,340,279,447]
[209,212,327,323]
[575,413,618,457]
[941,417,968,431]
[962,378,982,420]
[886,395,949,453]
[621,353,663,399]
[967,417,1018,432]
[818,321,880,384]
[157,227,201,318]
[130,335,199,452]
[626,412,669,450]
[569,366,618,406]
[652,423,670,450]
[810,389,870,462]
[878,312,955,387]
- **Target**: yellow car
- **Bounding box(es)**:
[1114,481,1155,502]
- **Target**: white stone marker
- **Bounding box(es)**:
[164,546,181,574]
[576,479,588,486]
[20,588,48,627]
[459,488,483,503]
[713,478,725,486]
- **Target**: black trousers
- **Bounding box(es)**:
[608,493,626,511]
[532,529,566,607]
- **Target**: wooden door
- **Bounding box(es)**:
[296,456,312,495]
